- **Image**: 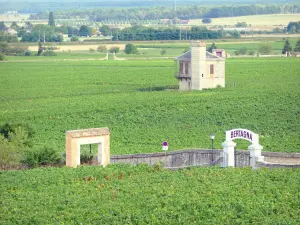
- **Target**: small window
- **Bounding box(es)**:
[210,64,214,75]
[185,62,189,74]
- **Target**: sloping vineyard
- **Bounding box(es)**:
[0,58,299,154]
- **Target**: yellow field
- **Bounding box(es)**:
[0,13,30,22]
[189,14,300,27]
[28,44,126,52]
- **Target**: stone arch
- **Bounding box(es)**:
[222,128,264,168]
[66,128,110,168]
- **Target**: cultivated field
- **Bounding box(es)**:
[0,13,30,22]
[1,58,299,154]
[15,37,299,57]
[190,14,300,27]
[28,44,126,52]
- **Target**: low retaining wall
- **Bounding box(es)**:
[261,151,300,167]
[111,149,222,168]
[110,149,300,169]
[257,162,300,169]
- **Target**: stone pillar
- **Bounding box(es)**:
[222,141,236,167]
[66,133,78,168]
[102,134,110,166]
[97,142,103,164]
[248,144,264,169]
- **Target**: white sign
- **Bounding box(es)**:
[162,146,168,151]
[226,128,258,144]
[162,141,168,151]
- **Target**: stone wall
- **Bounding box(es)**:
[110,149,300,169]
[111,149,222,168]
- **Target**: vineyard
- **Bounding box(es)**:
[1,165,300,224]
[0,58,300,155]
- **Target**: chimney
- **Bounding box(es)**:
[191,41,206,90]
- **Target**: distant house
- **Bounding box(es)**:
[4,27,17,35]
[179,20,190,24]
[212,49,227,58]
[174,41,225,91]
[160,19,172,24]
[5,11,18,15]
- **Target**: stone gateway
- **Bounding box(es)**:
[66,128,110,168]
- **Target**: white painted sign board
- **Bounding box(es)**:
[162,141,168,151]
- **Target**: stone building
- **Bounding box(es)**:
[174,41,225,91]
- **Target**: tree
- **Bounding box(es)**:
[10,22,20,32]
[25,50,31,56]
[207,42,217,53]
[68,26,79,37]
[236,22,247,28]
[0,21,6,31]
[124,43,138,54]
[282,39,292,54]
[97,45,107,52]
[67,26,73,37]
[258,44,272,55]
[79,25,90,36]
[160,49,167,56]
[237,47,247,55]
[287,21,300,33]
[37,42,43,56]
[48,12,55,26]
[55,34,63,42]
[99,25,111,36]
[25,22,33,31]
[109,47,120,53]
[294,39,300,52]
[0,42,8,53]
[202,18,212,24]
[70,36,79,42]
[0,52,6,61]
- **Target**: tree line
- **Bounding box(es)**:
[287,21,300,33]
[29,4,300,21]
[108,26,240,41]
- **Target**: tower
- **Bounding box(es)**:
[191,41,206,90]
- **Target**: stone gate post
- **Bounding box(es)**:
[248,144,264,168]
[222,140,236,167]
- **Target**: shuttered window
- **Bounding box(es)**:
[185,62,189,74]
[180,62,183,74]
[210,64,214,75]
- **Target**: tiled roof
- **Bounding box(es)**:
[175,50,219,61]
